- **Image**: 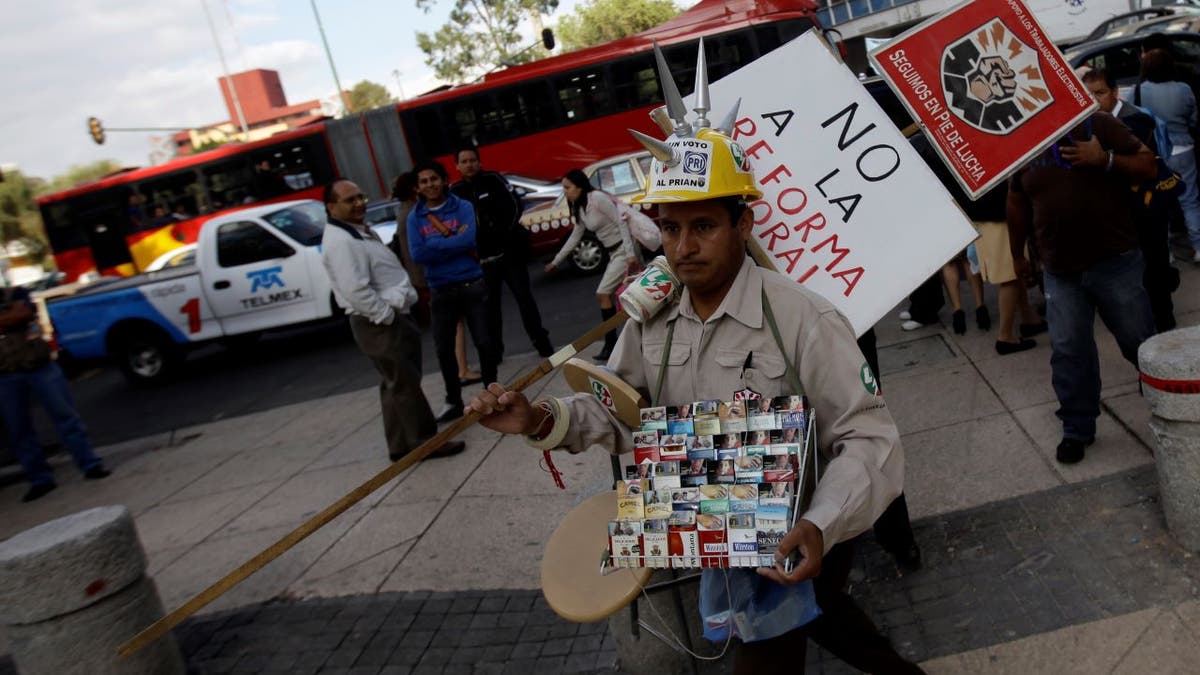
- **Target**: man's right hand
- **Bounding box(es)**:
[468,383,542,436]
[544,262,558,275]
[1012,255,1036,287]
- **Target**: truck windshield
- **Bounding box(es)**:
[263,203,326,246]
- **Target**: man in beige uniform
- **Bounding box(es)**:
[469,78,921,673]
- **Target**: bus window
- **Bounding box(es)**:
[403,106,447,160]
[263,135,333,193]
[494,82,558,138]
[40,202,89,253]
[610,54,660,111]
[556,68,613,122]
[204,158,255,209]
[141,169,207,220]
[664,40,700,97]
[705,29,756,80]
[445,94,493,150]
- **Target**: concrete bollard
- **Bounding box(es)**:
[1138,325,1200,553]
[0,506,185,675]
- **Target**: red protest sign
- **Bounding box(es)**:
[868,0,1097,199]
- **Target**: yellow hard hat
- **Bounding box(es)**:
[629,38,763,205]
[631,127,762,204]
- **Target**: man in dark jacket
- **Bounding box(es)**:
[451,147,553,359]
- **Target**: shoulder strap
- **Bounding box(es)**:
[761,287,805,397]
[652,320,676,406]
[1135,82,1142,107]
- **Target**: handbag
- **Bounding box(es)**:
[608,194,662,251]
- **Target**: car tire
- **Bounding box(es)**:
[570,235,607,275]
[113,326,180,386]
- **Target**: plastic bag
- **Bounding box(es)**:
[699,568,820,643]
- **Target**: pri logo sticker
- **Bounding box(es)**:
[247,266,285,292]
[860,362,880,397]
[683,151,708,175]
[941,19,1052,134]
[729,142,751,173]
[589,377,616,412]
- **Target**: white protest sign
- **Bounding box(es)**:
[697,31,977,335]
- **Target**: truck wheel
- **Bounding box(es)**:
[570,235,607,275]
[115,329,180,385]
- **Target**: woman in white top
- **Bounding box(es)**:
[546,169,639,361]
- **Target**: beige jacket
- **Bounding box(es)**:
[538,257,904,554]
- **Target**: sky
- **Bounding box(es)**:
[0,0,621,180]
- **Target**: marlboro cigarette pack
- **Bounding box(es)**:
[607,395,814,570]
[643,518,670,568]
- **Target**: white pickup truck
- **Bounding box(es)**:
[46,200,346,385]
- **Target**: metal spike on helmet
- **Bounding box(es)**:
[649,106,674,136]
[692,37,711,130]
[629,129,679,166]
[717,98,741,136]
[652,41,691,137]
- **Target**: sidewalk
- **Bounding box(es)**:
[0,257,1198,674]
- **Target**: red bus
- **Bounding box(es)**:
[37,0,825,282]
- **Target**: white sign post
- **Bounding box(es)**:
[700,31,978,335]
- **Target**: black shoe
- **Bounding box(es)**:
[436,404,464,424]
[84,467,111,480]
[1056,437,1094,464]
[537,344,555,358]
[1019,321,1048,338]
[976,306,991,331]
[995,339,1036,355]
[22,483,57,503]
[429,440,466,458]
[951,310,966,335]
[459,375,483,386]
[893,542,923,572]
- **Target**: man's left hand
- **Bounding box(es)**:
[757,519,823,585]
[1060,135,1107,168]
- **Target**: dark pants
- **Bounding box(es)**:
[1135,211,1177,332]
[431,278,497,406]
[734,542,925,674]
[349,314,437,459]
[0,363,103,486]
[483,255,552,357]
[907,273,944,324]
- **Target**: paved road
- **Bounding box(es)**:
[56,262,603,448]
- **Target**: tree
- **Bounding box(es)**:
[0,169,48,260]
[40,160,124,196]
[415,0,558,83]
[557,0,679,51]
[347,80,396,112]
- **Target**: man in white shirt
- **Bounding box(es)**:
[322,179,464,460]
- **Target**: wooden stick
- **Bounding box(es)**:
[118,310,631,657]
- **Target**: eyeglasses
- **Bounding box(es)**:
[339,194,368,205]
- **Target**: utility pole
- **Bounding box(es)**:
[201,0,249,138]
[311,0,350,115]
[392,69,406,101]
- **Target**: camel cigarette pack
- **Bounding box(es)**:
[644,489,673,519]
[616,479,647,520]
[643,518,670,568]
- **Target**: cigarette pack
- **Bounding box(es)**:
[719,401,747,433]
[759,481,793,507]
[699,484,729,514]
[696,513,728,568]
[728,484,759,513]
[640,406,667,432]
[727,512,758,567]
[713,458,736,484]
[693,416,721,437]
[734,455,764,484]
[671,486,700,511]
[616,479,647,520]
[643,518,670,568]
[654,461,681,489]
[609,520,643,568]
[644,489,673,519]
[747,430,772,446]
[658,433,688,461]
[778,395,806,431]
[770,427,802,445]
[625,462,654,481]
[687,447,716,462]
[715,432,743,450]
[763,455,796,483]
[756,504,789,568]
[716,446,739,461]
[667,405,695,435]
[634,444,661,465]
[668,510,699,568]
[748,398,776,431]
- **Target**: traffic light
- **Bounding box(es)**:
[87,116,105,145]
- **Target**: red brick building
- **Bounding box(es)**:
[174,69,328,155]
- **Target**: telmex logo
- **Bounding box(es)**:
[942,19,1053,134]
[246,266,285,293]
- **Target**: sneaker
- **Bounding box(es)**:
[952,309,966,335]
[900,319,924,331]
[995,339,1036,355]
[436,404,464,424]
[84,467,112,480]
[1056,437,1094,464]
[975,306,991,331]
[898,310,913,321]
[1019,321,1048,338]
[22,483,57,503]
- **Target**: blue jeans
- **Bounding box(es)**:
[1164,150,1200,249]
[1044,250,1156,442]
[0,363,103,486]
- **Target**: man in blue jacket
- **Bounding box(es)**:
[407,160,498,422]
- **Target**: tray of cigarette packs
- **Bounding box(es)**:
[605,396,817,570]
